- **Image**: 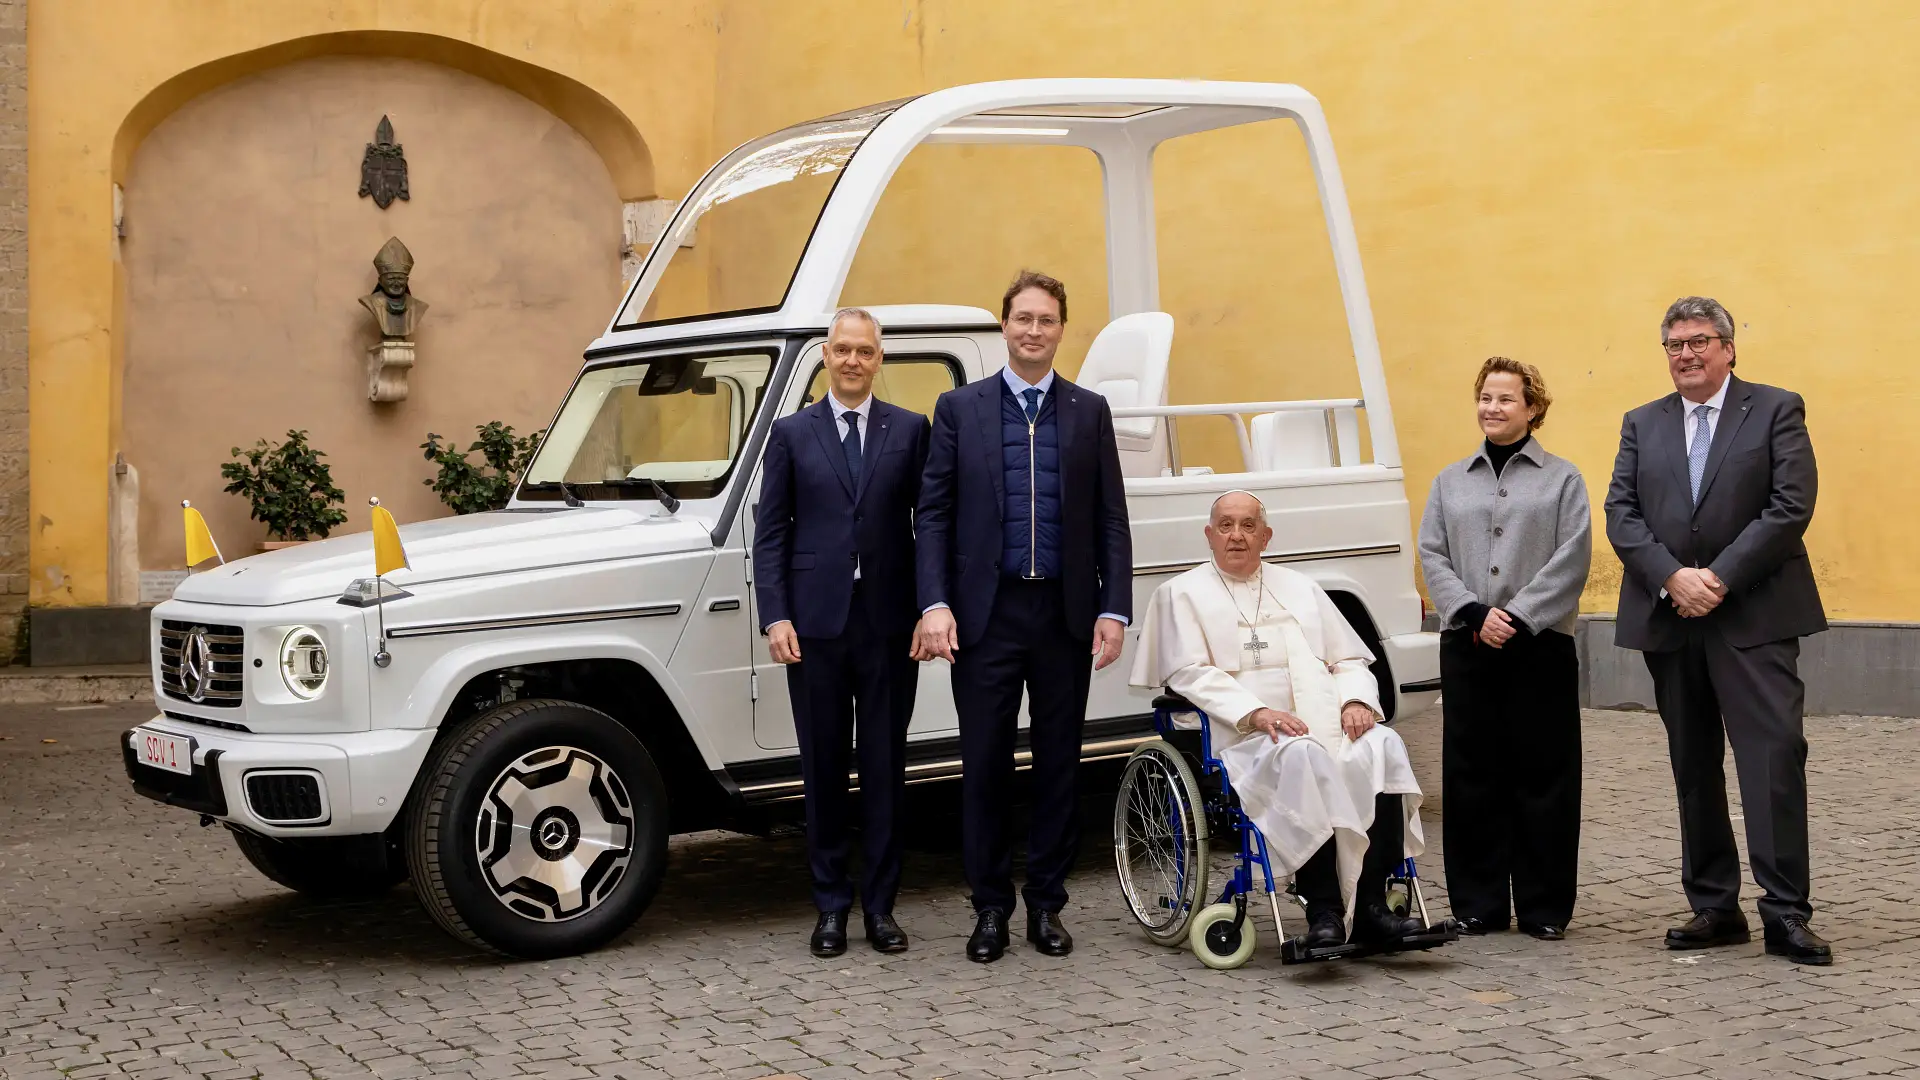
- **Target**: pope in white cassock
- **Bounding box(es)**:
[1131,491,1430,950]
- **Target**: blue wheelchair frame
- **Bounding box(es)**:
[1150,695,1438,959]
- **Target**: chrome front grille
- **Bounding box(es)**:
[158,619,245,708]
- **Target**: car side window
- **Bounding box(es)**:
[802,354,961,417]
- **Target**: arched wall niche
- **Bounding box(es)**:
[117,50,628,571]
[110,30,656,199]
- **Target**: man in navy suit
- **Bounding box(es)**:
[753,308,931,957]
[915,270,1132,962]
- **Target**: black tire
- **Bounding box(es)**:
[406,698,668,959]
[231,830,406,900]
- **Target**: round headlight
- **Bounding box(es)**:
[279,626,329,699]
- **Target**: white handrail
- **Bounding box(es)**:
[1106,398,1363,418]
[1106,399,1367,473]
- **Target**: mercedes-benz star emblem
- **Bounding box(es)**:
[180,627,211,703]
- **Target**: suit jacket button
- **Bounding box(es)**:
[1498,489,1508,497]
[1493,526,1504,537]
[992,561,1001,571]
[1692,525,1700,532]
[1490,566,1500,576]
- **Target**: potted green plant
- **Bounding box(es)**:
[421,421,544,515]
[220,429,350,549]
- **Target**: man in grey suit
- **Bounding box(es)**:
[1605,296,1830,964]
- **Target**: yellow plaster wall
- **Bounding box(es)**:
[706,0,1920,622]
[28,1,1920,623]
[27,0,718,604]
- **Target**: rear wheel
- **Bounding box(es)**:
[1113,739,1208,946]
[406,698,669,958]
[232,830,405,900]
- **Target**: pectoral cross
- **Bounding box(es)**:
[1244,629,1270,665]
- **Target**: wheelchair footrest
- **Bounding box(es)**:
[1279,938,1368,965]
[1280,921,1458,964]
[1358,921,1460,956]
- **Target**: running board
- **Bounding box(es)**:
[722,715,1157,805]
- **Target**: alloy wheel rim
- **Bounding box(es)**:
[475,745,635,922]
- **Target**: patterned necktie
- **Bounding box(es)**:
[841,411,862,492]
[1022,387,1041,424]
[1688,403,1713,504]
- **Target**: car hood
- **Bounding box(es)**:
[171,507,714,607]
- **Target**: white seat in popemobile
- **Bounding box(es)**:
[1077,311,1174,478]
[1248,411,1333,472]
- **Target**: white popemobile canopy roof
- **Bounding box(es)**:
[593,78,1399,467]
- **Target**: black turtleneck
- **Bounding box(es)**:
[1484,432,1531,477]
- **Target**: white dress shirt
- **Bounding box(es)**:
[1002,363,1056,407]
[1682,376,1730,449]
[827,392,873,580]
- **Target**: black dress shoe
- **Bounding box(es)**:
[1519,922,1565,941]
[1302,905,1346,950]
[1763,916,1832,966]
[1665,908,1751,950]
[1454,916,1505,936]
[1352,902,1424,945]
[810,909,850,957]
[966,910,1009,963]
[1027,909,1074,956]
[865,912,909,954]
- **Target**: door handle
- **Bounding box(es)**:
[707,597,742,613]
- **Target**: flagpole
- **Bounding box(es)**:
[370,497,391,668]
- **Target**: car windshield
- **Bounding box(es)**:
[613,98,913,328]
[519,349,778,502]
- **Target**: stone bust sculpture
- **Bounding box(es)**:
[358,236,427,338]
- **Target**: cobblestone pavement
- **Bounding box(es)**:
[4,701,1919,1080]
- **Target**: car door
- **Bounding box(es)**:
[745,338,977,751]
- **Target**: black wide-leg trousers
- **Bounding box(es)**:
[1643,630,1811,925]
[1440,627,1583,928]
[787,585,918,915]
[952,578,1093,917]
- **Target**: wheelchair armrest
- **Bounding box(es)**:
[1152,690,1197,713]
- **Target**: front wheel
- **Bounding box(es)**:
[406,699,669,958]
[1189,902,1257,970]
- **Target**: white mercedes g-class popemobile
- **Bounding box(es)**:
[125,80,1441,959]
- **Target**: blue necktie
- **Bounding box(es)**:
[1688,403,1712,504]
[1022,387,1041,424]
[842,411,862,492]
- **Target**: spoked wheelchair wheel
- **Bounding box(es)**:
[1113,739,1209,945]
[1188,902,1258,969]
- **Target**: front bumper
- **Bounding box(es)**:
[123,715,437,837]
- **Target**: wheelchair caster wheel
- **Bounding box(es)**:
[1189,903,1257,970]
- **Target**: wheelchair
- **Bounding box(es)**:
[1112,692,1458,969]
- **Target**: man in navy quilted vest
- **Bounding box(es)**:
[915,270,1134,962]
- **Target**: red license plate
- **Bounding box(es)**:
[132,727,194,776]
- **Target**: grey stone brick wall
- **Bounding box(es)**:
[0,0,24,663]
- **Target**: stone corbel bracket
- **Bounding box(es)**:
[367,339,415,402]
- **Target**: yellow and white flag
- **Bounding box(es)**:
[182,501,224,567]
[370,497,410,576]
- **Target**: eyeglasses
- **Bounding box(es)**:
[1008,313,1061,331]
[1663,335,1726,357]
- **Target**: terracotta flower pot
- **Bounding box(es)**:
[258,540,309,552]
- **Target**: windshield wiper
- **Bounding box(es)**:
[524,478,679,514]
[522,481,585,508]
[627,477,680,515]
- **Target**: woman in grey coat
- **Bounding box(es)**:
[1419,357,1591,940]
